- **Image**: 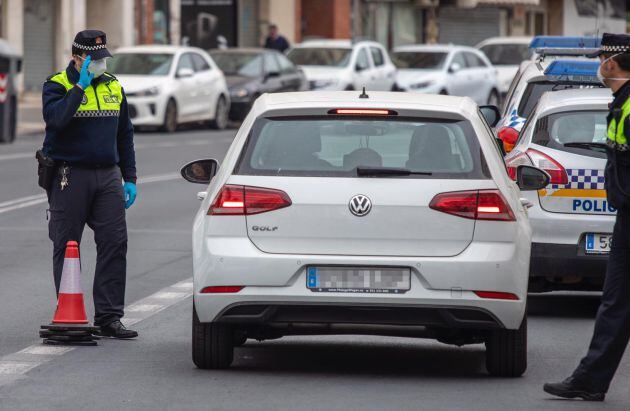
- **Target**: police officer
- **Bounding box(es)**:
[42,30,138,339]
[544,33,630,401]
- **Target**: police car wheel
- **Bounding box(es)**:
[210,96,228,130]
[162,99,178,133]
[192,305,234,369]
[485,315,527,377]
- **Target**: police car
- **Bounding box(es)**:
[505,87,614,291]
[497,37,602,152]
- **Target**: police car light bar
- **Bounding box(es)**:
[529,36,601,49]
[544,60,599,77]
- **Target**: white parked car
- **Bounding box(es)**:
[391,44,500,106]
[286,39,396,91]
[505,88,614,292]
[476,37,532,98]
[181,90,550,376]
[109,45,230,132]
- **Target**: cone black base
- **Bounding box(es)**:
[40,323,101,346]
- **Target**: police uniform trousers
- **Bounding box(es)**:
[47,165,127,326]
[573,207,630,392]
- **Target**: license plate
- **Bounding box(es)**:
[306,267,410,294]
[585,233,613,254]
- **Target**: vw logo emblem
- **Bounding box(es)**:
[349,194,372,217]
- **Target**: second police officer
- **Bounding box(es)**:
[42,30,138,339]
[545,33,630,401]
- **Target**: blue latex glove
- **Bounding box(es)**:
[77,55,94,89]
[123,182,137,209]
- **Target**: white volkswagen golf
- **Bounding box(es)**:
[181,91,549,376]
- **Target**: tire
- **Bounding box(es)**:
[192,305,234,369]
[162,99,178,133]
[487,89,500,106]
[210,95,228,130]
[439,89,448,95]
[485,315,527,377]
[344,85,355,91]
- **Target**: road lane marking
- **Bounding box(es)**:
[0,172,181,215]
[0,278,192,384]
[0,138,215,162]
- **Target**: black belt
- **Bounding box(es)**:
[60,161,116,169]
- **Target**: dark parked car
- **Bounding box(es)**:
[210,48,307,120]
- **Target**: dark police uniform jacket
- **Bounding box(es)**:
[42,61,136,183]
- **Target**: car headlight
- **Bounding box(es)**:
[133,86,161,97]
[311,79,338,89]
[230,88,249,98]
[409,81,434,90]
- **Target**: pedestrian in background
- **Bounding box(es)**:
[264,24,290,53]
[544,33,630,401]
[40,29,138,339]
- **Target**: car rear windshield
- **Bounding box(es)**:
[108,53,173,76]
[479,44,531,65]
[391,52,447,69]
[235,117,489,179]
[286,48,352,67]
[517,81,600,118]
[531,110,608,159]
[211,52,262,77]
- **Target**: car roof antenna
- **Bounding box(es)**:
[359,86,369,99]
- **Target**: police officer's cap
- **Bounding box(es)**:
[73,30,112,60]
[598,33,630,55]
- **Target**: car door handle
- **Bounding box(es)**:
[520,198,534,209]
[197,191,207,201]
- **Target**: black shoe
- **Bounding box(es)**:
[97,320,138,339]
[544,377,605,401]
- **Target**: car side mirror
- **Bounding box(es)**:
[180,159,219,184]
[480,105,501,127]
[177,67,195,78]
[449,62,462,73]
[264,71,281,81]
[516,165,550,191]
[355,64,366,72]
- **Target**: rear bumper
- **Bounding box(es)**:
[192,237,530,330]
[530,242,608,279]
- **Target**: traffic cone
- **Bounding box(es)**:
[52,241,87,324]
[40,241,100,346]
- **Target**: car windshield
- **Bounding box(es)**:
[287,48,351,67]
[108,53,173,75]
[391,52,447,69]
[211,52,262,77]
[479,44,531,65]
[517,81,600,118]
[236,117,488,179]
[531,110,608,159]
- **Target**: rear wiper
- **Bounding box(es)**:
[564,142,608,153]
[356,166,432,177]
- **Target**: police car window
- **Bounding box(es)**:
[236,117,487,179]
[517,82,598,118]
[264,53,281,74]
[370,47,385,67]
[356,48,370,70]
[177,53,195,71]
[532,110,608,159]
[191,53,210,72]
[450,52,467,69]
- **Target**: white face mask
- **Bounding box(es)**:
[597,53,630,85]
[78,56,108,77]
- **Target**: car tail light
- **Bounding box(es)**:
[497,126,519,153]
[505,149,567,185]
[474,291,519,300]
[208,185,291,215]
[328,108,397,116]
[200,286,244,293]
[429,190,515,221]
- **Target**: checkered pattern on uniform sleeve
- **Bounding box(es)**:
[550,169,606,190]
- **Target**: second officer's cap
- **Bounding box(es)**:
[597,33,630,55]
[72,30,112,60]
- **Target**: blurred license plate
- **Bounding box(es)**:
[306,267,410,294]
[585,233,612,254]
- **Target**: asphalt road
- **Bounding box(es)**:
[1,128,630,410]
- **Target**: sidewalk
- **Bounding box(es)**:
[18,92,45,136]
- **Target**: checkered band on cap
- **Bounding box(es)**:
[601,45,630,53]
[72,42,107,51]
